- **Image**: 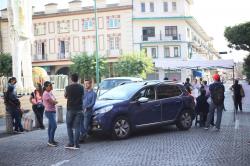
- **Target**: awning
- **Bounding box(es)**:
[155,59,234,69]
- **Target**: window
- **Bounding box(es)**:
[165,26,178,39]
[150,2,154,12]
[108,17,120,29]
[72,19,79,31]
[141,2,145,12]
[172,2,177,11]
[83,19,94,30]
[109,36,120,50]
[163,2,168,12]
[48,22,55,33]
[134,86,155,101]
[164,47,170,58]
[57,21,70,33]
[174,47,180,57]
[151,48,157,58]
[157,85,182,99]
[142,27,155,41]
[34,23,46,36]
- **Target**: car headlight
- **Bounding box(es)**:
[95,105,113,114]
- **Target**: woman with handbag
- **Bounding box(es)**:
[30,83,45,129]
[230,80,245,112]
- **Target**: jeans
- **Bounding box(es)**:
[66,110,82,146]
[9,109,23,131]
[80,109,92,137]
[45,111,57,143]
[32,104,45,128]
[206,101,224,129]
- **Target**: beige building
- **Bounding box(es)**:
[0,0,133,75]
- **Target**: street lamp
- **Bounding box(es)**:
[94,0,100,86]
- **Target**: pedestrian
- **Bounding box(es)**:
[4,85,24,133]
[192,78,201,98]
[184,78,192,94]
[230,80,245,112]
[80,79,97,142]
[205,74,225,131]
[195,89,209,127]
[64,74,84,150]
[30,83,45,129]
[201,81,210,97]
[43,81,58,147]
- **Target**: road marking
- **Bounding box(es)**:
[235,119,239,130]
[51,160,70,166]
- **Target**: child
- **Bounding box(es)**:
[195,89,209,127]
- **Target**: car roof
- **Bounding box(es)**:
[102,77,143,81]
[123,80,183,87]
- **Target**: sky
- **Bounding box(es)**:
[0,0,250,62]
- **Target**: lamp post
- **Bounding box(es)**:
[94,0,100,86]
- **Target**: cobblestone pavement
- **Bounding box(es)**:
[0,82,249,166]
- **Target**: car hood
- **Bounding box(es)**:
[94,99,124,110]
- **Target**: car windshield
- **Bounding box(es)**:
[99,83,142,100]
[99,79,131,90]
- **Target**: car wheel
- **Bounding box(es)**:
[111,116,131,140]
[176,110,192,130]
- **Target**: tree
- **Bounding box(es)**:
[69,53,108,81]
[224,22,250,80]
[224,22,250,51]
[0,53,12,77]
[114,52,153,79]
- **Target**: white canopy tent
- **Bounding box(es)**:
[155,59,235,70]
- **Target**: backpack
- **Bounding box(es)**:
[211,84,224,106]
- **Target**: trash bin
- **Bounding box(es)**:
[5,111,13,133]
[56,105,63,123]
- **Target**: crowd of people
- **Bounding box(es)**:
[3,73,246,148]
[184,74,245,131]
[3,74,96,150]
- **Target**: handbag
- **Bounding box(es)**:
[240,85,245,97]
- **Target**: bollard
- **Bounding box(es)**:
[5,111,13,133]
[56,105,63,123]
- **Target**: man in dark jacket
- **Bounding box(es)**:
[205,74,225,131]
[230,80,244,112]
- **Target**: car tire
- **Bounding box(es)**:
[111,116,131,140]
[176,110,192,130]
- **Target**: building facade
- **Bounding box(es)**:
[132,0,219,81]
[0,0,219,81]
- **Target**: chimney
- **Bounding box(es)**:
[119,0,132,6]
[45,3,58,14]
[68,0,82,11]
[96,0,106,8]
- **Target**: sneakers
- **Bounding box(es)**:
[204,127,209,130]
[47,142,57,147]
[64,144,80,150]
[64,144,75,149]
[52,140,59,145]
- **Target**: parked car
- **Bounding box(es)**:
[96,77,143,96]
[92,81,195,140]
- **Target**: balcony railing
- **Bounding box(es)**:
[107,49,122,57]
[33,54,48,61]
[142,34,181,42]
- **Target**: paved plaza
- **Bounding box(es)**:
[0,82,249,166]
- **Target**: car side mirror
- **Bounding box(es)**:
[138,97,149,103]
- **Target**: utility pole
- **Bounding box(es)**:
[94,0,100,86]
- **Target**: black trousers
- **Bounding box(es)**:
[32,104,45,128]
[234,100,242,111]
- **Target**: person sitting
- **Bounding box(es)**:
[195,89,209,127]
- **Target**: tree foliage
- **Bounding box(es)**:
[243,54,250,80]
[224,22,250,51]
[70,53,108,81]
[114,52,153,79]
[0,53,12,77]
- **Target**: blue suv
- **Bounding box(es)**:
[92,82,195,139]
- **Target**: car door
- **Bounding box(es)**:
[157,85,183,121]
[130,86,162,126]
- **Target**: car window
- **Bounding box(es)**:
[157,85,182,99]
[133,86,155,101]
[99,79,130,90]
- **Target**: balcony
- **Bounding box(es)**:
[142,34,181,42]
[33,54,48,61]
[107,49,122,57]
